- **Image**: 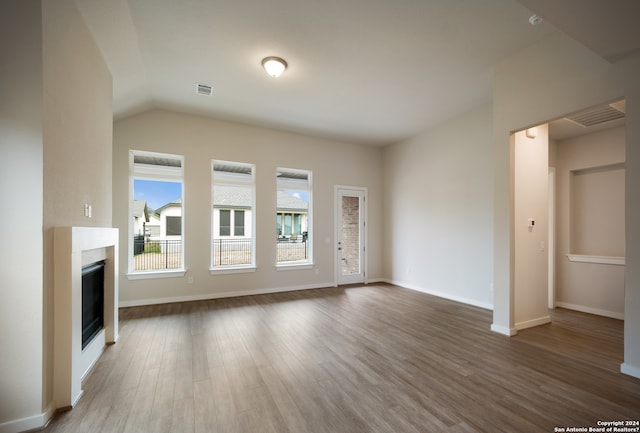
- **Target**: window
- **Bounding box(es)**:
[212,160,255,269]
[234,210,245,236]
[219,209,231,236]
[277,167,312,266]
[166,216,182,236]
[130,150,184,275]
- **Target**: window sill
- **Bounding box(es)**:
[210,266,257,275]
[127,269,186,280]
[276,263,314,271]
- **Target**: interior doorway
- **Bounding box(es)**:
[335,186,367,285]
[514,99,626,328]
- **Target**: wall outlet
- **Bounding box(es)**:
[188,276,194,284]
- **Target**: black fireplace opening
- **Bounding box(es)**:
[82,261,105,349]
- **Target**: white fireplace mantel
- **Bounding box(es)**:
[53,226,118,409]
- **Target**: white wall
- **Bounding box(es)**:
[113,109,383,305]
[513,126,550,330]
[382,104,494,309]
[492,31,640,377]
[555,126,625,318]
[0,1,44,431]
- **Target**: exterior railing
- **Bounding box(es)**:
[133,237,182,271]
[213,238,252,267]
[277,237,308,263]
[133,236,308,270]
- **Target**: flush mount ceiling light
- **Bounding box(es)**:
[528,14,543,26]
[262,56,287,78]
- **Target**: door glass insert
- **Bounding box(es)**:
[341,195,360,276]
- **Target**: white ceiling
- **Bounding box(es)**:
[548,100,626,141]
[74,0,638,147]
[515,0,640,63]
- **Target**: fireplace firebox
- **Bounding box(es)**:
[81,261,105,349]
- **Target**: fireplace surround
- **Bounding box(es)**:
[53,227,118,409]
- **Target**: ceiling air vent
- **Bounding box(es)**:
[565,103,625,127]
[195,83,213,96]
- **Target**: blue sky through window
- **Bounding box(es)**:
[286,191,309,202]
[134,179,182,211]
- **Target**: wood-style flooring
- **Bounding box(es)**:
[42,284,640,433]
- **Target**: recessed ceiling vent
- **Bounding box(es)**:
[565,103,625,127]
[195,83,213,96]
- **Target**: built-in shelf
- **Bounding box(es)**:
[566,254,625,266]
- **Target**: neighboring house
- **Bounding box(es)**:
[276,190,308,240]
[154,199,182,238]
[145,212,161,237]
[133,199,160,237]
[212,185,253,240]
[132,200,149,236]
[210,187,308,240]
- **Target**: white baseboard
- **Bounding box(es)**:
[384,279,493,311]
[555,302,624,320]
[119,282,335,308]
[0,402,55,433]
[365,277,386,284]
[621,362,640,379]
[515,315,551,331]
[491,323,518,336]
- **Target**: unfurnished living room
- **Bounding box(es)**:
[2,0,640,432]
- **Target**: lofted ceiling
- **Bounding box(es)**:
[74,0,639,147]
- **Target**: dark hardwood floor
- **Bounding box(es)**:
[43,284,640,433]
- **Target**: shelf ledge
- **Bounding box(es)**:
[566,254,625,266]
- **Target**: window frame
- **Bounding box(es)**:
[276,167,313,269]
[128,150,185,279]
[211,160,256,273]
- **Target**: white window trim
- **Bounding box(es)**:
[211,160,256,271]
[276,263,314,271]
[129,150,185,277]
[276,167,313,268]
[209,265,257,275]
[127,269,186,280]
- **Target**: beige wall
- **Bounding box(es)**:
[382,104,494,309]
[492,30,640,377]
[113,110,383,305]
[0,1,44,430]
[555,126,625,318]
[42,0,113,415]
[513,126,550,330]
[0,0,112,430]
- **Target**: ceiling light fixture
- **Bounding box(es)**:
[528,14,543,26]
[262,56,287,78]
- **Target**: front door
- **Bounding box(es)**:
[336,187,366,285]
